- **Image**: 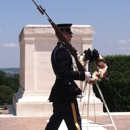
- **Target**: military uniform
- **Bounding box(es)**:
[45,24,86,130]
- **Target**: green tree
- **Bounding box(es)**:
[0,71,6,86]
[93,55,130,112]
[0,85,14,105]
[5,74,19,93]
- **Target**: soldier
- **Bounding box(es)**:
[45,23,91,130]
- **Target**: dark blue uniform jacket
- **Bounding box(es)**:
[48,42,85,102]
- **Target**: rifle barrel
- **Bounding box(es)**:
[32,0,38,7]
[32,0,44,15]
[31,0,86,71]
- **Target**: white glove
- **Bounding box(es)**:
[85,71,91,80]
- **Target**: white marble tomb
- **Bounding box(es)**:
[11,25,103,116]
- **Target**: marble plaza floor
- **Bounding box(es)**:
[0,112,130,130]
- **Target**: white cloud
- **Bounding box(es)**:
[2,43,18,47]
[118,40,127,44]
[0,30,2,33]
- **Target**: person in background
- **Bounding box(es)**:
[45,23,91,130]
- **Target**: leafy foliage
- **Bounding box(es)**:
[93,55,130,112]
[0,85,14,105]
[0,70,19,105]
[0,71,6,86]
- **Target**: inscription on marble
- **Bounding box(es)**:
[35,41,56,51]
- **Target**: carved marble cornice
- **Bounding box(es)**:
[19,25,93,41]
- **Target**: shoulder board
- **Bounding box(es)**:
[57,42,66,49]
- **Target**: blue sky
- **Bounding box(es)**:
[0,0,130,68]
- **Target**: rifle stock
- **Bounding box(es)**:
[32,0,86,71]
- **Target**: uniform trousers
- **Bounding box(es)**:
[45,101,82,130]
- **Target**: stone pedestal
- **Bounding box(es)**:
[11,25,103,116]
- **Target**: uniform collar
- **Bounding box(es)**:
[57,41,65,45]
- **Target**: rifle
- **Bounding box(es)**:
[32,0,86,71]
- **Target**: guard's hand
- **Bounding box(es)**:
[85,71,91,80]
